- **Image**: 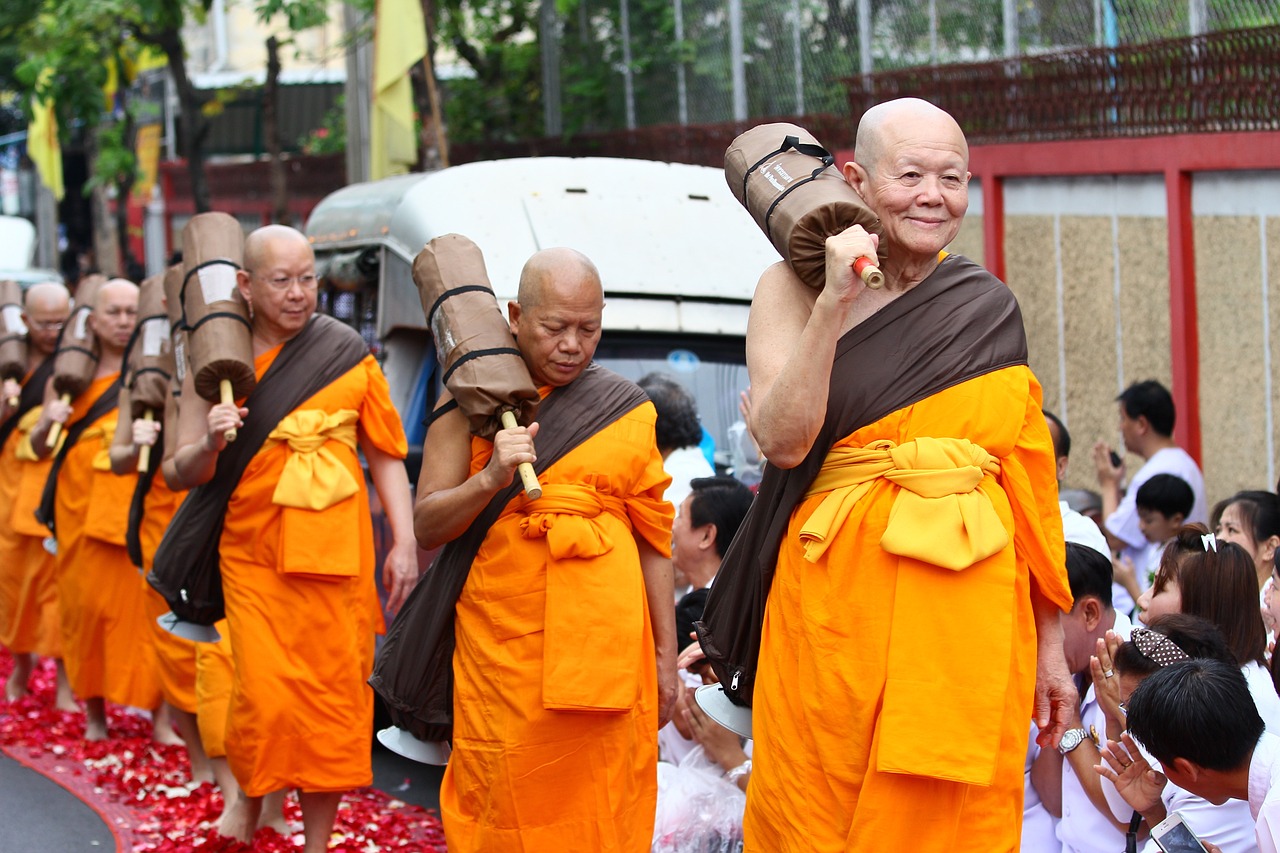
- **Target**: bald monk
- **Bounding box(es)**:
[696,98,1076,851]
[164,224,416,853]
[30,279,164,741]
[0,282,73,703]
[411,248,677,851]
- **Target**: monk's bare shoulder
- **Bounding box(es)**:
[417,388,472,494]
[747,262,817,352]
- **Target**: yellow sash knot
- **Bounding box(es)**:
[82,417,119,472]
[14,407,46,461]
[519,484,623,560]
[800,436,1008,570]
[264,408,360,511]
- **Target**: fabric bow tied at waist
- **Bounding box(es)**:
[800,436,1008,570]
[519,484,639,712]
[84,417,119,472]
[14,407,47,461]
[264,408,360,511]
[519,484,623,560]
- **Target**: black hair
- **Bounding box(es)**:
[637,373,703,452]
[1117,380,1175,437]
[1066,541,1113,610]
[1135,474,1195,520]
[1044,410,1070,460]
[1211,490,1280,549]
[1113,613,1236,680]
[1126,658,1263,773]
[688,475,754,558]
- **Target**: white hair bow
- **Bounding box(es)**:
[1201,532,1218,552]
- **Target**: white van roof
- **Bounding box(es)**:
[306,158,780,337]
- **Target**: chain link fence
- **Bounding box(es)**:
[540,0,1280,136]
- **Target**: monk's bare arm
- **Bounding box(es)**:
[169,367,242,489]
[107,402,138,474]
[414,396,536,551]
[28,375,66,459]
[636,534,678,728]
[363,431,418,614]
[747,228,872,468]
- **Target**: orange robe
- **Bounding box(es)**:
[138,475,200,714]
[0,406,60,656]
[440,398,673,852]
[194,622,234,757]
[219,351,405,796]
[54,374,161,709]
[744,367,1073,853]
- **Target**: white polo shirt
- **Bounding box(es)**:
[1250,732,1280,853]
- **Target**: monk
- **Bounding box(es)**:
[30,278,163,741]
[0,281,73,704]
[699,98,1077,851]
[414,248,677,851]
[115,329,287,831]
[166,224,416,853]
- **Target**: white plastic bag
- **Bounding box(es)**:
[652,746,746,853]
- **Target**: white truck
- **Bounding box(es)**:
[304,156,780,472]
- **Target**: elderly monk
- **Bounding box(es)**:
[166,224,416,853]
[701,98,1076,851]
[0,282,73,704]
[29,278,164,741]
[414,247,677,851]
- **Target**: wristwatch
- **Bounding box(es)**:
[1058,727,1089,755]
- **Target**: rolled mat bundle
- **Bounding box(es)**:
[413,234,542,496]
[162,264,188,467]
[0,280,25,402]
[181,213,255,411]
[124,272,174,472]
[725,122,884,290]
[45,275,106,447]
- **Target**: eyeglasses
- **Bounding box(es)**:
[252,272,319,292]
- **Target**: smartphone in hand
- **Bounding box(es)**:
[1109,449,1123,468]
[1151,812,1209,853]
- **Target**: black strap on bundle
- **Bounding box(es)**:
[179,260,252,334]
[741,134,841,242]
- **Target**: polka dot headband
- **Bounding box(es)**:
[1130,627,1192,668]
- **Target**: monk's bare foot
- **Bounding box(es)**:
[54,661,78,713]
[6,653,33,701]
[150,704,185,746]
[217,792,262,844]
[84,697,108,741]
[257,788,289,834]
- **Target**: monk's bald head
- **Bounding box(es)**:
[244,224,312,273]
[22,281,71,356]
[854,98,969,175]
[517,248,602,310]
[89,278,139,355]
[509,248,604,387]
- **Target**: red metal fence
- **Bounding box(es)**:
[453,25,1280,164]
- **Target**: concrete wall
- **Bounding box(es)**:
[995,172,1280,506]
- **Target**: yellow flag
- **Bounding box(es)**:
[371,0,426,180]
[27,69,63,201]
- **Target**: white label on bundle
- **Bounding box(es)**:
[2,304,26,334]
[142,317,170,357]
[73,308,89,341]
[174,338,187,382]
[198,264,238,304]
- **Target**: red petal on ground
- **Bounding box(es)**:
[0,649,448,851]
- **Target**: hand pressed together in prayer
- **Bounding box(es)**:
[675,638,715,683]
[483,420,538,490]
[1089,630,1126,740]
[204,401,247,453]
[132,415,161,448]
[1094,732,1167,815]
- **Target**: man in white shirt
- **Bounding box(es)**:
[1092,380,1207,615]
[1125,658,1278,853]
